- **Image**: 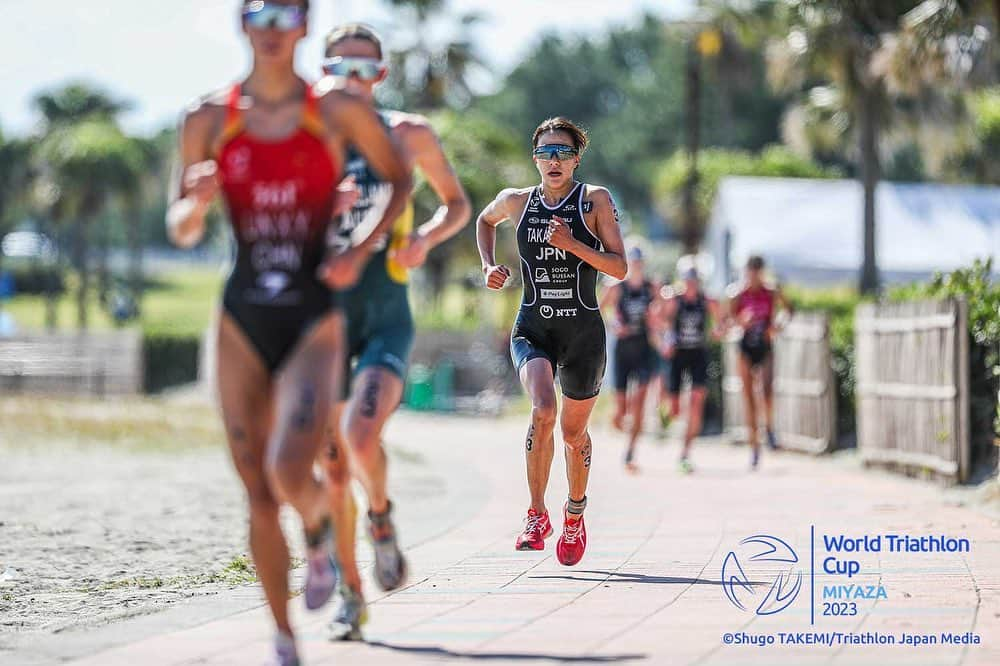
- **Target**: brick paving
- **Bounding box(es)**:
[33,413,1000,665]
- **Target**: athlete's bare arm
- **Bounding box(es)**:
[775,286,795,318]
[728,285,750,329]
[319,90,413,288]
[547,186,626,280]
[476,188,530,290]
[326,91,412,250]
[166,94,227,248]
[392,114,471,268]
[707,297,726,341]
[645,282,665,345]
[659,292,679,328]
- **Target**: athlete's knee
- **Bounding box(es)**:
[323,442,351,487]
[530,396,557,430]
[562,423,589,449]
[345,413,384,460]
[531,404,557,431]
[265,436,317,505]
[246,483,280,523]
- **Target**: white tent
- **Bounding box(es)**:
[706,176,1000,292]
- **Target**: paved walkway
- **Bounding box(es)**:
[35,414,1000,664]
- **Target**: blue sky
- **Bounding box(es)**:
[1,0,693,137]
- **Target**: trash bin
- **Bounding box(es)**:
[432,360,455,411]
[405,364,434,411]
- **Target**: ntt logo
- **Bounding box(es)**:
[722,535,803,615]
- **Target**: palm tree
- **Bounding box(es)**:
[757,0,993,294]
[381,0,487,110]
[31,84,142,329]
[123,133,170,314]
[0,130,34,248]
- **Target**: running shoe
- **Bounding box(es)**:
[766,429,779,450]
[327,585,368,641]
[272,632,300,666]
[556,508,587,566]
[750,447,760,470]
[658,405,672,431]
[515,508,552,551]
[624,448,639,472]
[303,518,338,611]
[368,503,408,591]
[678,458,694,474]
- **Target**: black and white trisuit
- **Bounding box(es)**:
[509,181,606,400]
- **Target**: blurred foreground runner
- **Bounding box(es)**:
[319,24,471,641]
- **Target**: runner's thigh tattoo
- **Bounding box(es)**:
[360,374,380,419]
[292,383,317,431]
[229,424,255,467]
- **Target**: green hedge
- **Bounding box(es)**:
[143,330,200,393]
[890,259,999,466]
[5,264,65,295]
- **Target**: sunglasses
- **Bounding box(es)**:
[322,56,385,80]
[243,1,306,31]
[532,144,579,161]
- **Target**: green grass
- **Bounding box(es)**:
[141,268,224,336]
[78,554,262,594]
[0,395,224,451]
[1,268,223,338]
[215,554,259,585]
[411,281,521,333]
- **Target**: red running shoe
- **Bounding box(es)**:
[515,508,552,551]
[556,508,587,566]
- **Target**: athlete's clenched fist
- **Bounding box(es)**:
[483,264,511,290]
[546,216,576,251]
[182,160,221,205]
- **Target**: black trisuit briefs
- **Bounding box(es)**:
[509,182,607,400]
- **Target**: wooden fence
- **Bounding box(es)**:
[855,298,970,482]
[0,330,143,397]
[723,312,836,453]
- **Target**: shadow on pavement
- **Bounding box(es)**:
[528,570,737,585]
[365,641,646,662]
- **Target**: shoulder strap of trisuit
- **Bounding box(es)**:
[217,84,245,149]
[300,82,326,138]
[226,84,242,123]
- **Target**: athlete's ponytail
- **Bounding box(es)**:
[532,117,588,153]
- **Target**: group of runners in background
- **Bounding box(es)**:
[601,251,793,475]
[167,2,793,663]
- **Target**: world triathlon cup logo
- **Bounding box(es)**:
[722,535,803,615]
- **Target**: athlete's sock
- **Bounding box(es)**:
[566,496,587,517]
[368,499,393,523]
[305,516,331,549]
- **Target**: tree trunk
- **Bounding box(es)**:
[127,203,143,315]
[682,42,702,254]
[858,85,880,296]
[44,219,60,331]
[98,214,111,308]
[74,212,92,331]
